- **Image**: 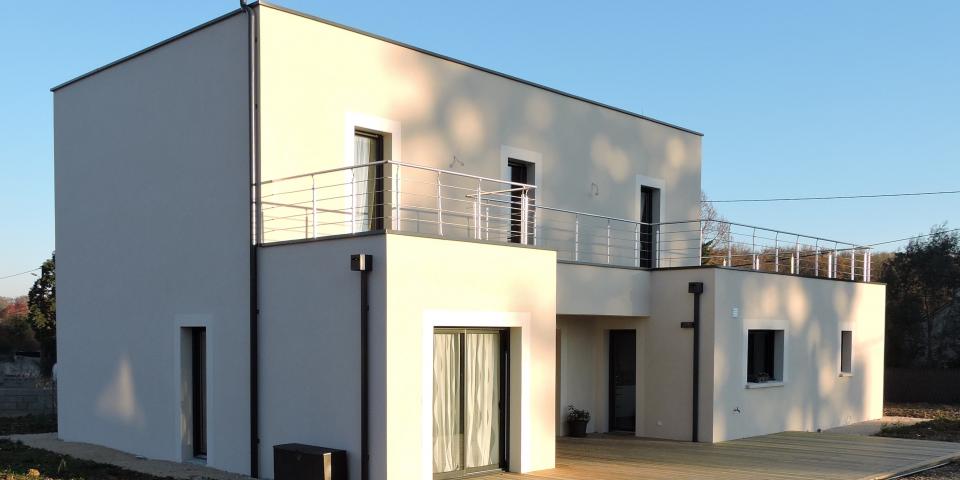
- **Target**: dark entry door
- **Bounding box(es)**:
[191,328,207,458]
[609,330,636,432]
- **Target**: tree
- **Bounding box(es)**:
[880,225,960,368]
[700,191,730,265]
[28,254,56,375]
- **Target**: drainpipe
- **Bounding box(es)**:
[240,0,260,477]
[688,282,703,443]
[351,254,373,480]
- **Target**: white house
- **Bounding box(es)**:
[53,2,886,479]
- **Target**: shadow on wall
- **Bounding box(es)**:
[314,33,701,219]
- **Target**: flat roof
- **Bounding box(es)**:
[51,1,703,137]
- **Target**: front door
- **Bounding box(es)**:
[609,330,636,432]
[433,329,508,478]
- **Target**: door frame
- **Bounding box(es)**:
[421,310,530,479]
[432,328,510,479]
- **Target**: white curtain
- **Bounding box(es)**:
[433,333,461,473]
[464,333,500,468]
[353,134,378,231]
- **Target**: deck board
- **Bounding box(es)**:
[474,432,960,480]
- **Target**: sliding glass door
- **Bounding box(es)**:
[433,329,507,478]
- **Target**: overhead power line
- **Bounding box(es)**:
[0,268,40,280]
[706,189,960,203]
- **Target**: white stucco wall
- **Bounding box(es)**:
[256,4,702,267]
[258,235,387,480]
[556,263,650,316]
[54,12,252,474]
[645,267,885,443]
[385,234,557,477]
[709,268,885,441]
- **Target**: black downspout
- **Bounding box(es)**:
[351,254,373,480]
[241,1,260,477]
[688,282,703,443]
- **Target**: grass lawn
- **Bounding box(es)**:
[0,440,174,480]
[0,414,172,480]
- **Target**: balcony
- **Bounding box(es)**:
[257,161,872,282]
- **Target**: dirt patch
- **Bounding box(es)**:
[0,439,173,480]
[886,403,960,421]
[878,419,960,443]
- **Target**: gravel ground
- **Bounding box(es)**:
[886,403,960,421]
[906,462,960,479]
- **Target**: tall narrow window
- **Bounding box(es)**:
[354,131,384,231]
[840,330,853,374]
[507,159,532,244]
[638,187,656,268]
[190,328,207,458]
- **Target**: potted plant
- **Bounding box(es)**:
[566,405,590,437]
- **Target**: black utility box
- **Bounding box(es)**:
[274,443,347,480]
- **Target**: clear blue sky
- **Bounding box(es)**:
[1,1,957,296]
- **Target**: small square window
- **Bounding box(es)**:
[840,330,853,374]
[747,329,784,384]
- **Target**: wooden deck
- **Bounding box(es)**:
[477,432,960,480]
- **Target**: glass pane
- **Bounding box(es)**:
[464,333,500,468]
[433,333,462,473]
[354,133,380,231]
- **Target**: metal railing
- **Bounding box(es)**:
[260,160,536,246]
[258,161,872,282]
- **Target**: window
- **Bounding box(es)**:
[747,329,783,384]
[638,186,658,268]
[354,131,384,231]
[840,330,853,375]
[507,159,534,244]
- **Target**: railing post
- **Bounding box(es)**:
[350,168,357,234]
[656,226,662,268]
[850,248,855,280]
[865,250,871,282]
[606,219,611,264]
[634,223,640,268]
[520,190,529,245]
[726,234,732,268]
[827,251,834,278]
[574,214,580,262]
[393,164,401,231]
[774,232,780,273]
[793,236,800,275]
[752,228,757,270]
[436,171,443,236]
[527,197,538,246]
[484,206,490,241]
[311,174,317,239]
[814,240,820,277]
[699,221,705,266]
[474,179,482,240]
